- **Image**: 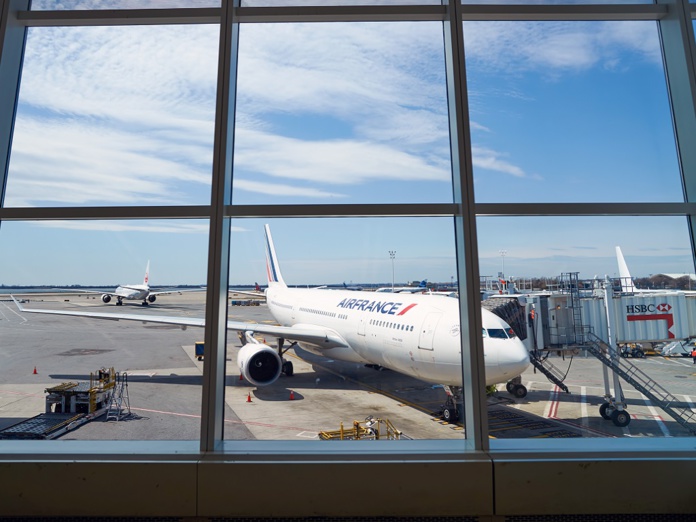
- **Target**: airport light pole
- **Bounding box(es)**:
[389,250,396,291]
[499,249,507,278]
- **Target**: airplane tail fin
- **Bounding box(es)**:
[264,225,287,288]
[144,260,150,286]
[615,246,636,293]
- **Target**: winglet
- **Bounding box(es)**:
[264,225,287,288]
[615,246,636,293]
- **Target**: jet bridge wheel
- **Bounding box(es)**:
[611,409,631,428]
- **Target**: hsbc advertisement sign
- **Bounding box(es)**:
[579,294,695,344]
[626,302,675,339]
[625,303,672,314]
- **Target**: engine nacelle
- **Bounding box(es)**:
[237,343,282,387]
[101,294,112,303]
[148,294,157,303]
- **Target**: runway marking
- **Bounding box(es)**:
[641,393,671,437]
[1,302,28,323]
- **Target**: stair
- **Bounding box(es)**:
[529,353,570,393]
[106,372,130,421]
[585,333,696,435]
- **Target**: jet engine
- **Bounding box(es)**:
[237,342,282,387]
[148,295,156,303]
[101,294,111,303]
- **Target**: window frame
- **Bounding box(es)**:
[1,2,696,517]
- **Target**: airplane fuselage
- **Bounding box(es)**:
[114,284,150,300]
[266,286,529,387]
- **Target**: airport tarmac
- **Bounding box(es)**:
[1,291,695,441]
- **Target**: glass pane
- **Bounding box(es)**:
[463,21,681,203]
[233,23,452,205]
[31,0,220,9]
[5,24,218,207]
[463,0,653,4]
[478,215,696,439]
[224,217,488,441]
[0,220,208,441]
[241,0,441,5]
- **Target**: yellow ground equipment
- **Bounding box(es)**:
[319,415,402,440]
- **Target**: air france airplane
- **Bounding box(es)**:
[12,225,530,421]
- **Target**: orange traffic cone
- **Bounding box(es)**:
[289,390,295,401]
[33,366,37,375]
[246,392,252,403]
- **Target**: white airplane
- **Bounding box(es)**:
[96,260,194,306]
[12,225,530,421]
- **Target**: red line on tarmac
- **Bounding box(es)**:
[547,385,561,419]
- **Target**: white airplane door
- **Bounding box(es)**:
[418,312,442,351]
[358,316,366,336]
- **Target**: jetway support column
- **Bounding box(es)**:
[600,277,631,428]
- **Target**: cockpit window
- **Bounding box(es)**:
[487,328,509,339]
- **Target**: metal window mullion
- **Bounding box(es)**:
[16,7,220,27]
[0,0,29,211]
[657,0,696,274]
[200,0,239,454]
[443,0,487,452]
[475,202,696,217]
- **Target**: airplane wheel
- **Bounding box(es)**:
[599,403,612,420]
[611,409,631,428]
[505,382,515,393]
[442,407,457,422]
[283,361,294,377]
[116,301,122,306]
[512,384,527,399]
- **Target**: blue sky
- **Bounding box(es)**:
[1,18,694,286]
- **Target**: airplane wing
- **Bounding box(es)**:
[11,297,348,349]
[149,287,206,297]
[227,290,266,299]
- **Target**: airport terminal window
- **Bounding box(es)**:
[0,0,694,457]
[224,217,464,441]
[4,24,218,208]
[479,215,696,440]
[30,0,222,9]
[0,219,209,441]
[232,22,452,206]
[463,21,681,204]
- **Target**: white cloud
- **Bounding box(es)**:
[463,20,661,73]
[472,146,526,178]
[36,221,210,234]
[235,179,346,199]
[234,129,450,185]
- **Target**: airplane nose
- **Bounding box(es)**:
[499,339,530,377]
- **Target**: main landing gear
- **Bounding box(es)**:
[116,297,123,306]
[505,376,528,399]
[277,338,295,377]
